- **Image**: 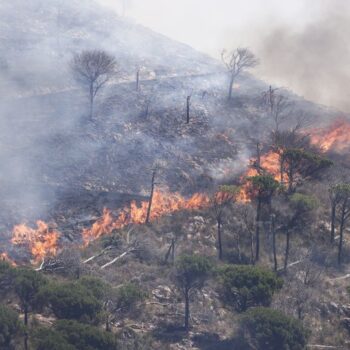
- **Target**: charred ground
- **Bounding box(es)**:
[1,1,350,350]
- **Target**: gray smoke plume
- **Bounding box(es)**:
[255,1,350,112]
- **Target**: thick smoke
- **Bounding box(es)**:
[0,0,224,228]
[255,1,350,112]
[101,0,350,113]
[0,0,342,234]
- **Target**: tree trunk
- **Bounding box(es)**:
[256,142,261,174]
[287,160,295,194]
[164,239,175,265]
[24,304,28,326]
[184,290,190,331]
[297,305,303,320]
[272,215,278,271]
[145,170,156,224]
[186,96,191,124]
[171,238,175,264]
[24,332,28,350]
[255,199,261,261]
[145,102,150,118]
[136,69,140,91]
[338,209,346,265]
[279,154,284,185]
[284,230,290,271]
[237,233,242,262]
[24,304,29,350]
[269,85,274,114]
[89,83,94,120]
[288,169,293,193]
[105,314,110,332]
[228,75,234,100]
[217,215,223,260]
[250,230,255,264]
[330,203,336,243]
[76,266,81,279]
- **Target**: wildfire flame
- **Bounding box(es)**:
[8,119,349,263]
[11,221,60,263]
[5,150,292,260]
[0,252,17,266]
[82,190,210,245]
[236,119,350,200]
[310,119,350,152]
[237,151,282,202]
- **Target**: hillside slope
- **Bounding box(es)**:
[0,0,341,229]
[1,2,350,350]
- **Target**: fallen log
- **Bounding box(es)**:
[329,274,350,281]
[277,259,303,272]
[307,345,342,349]
[35,259,45,271]
[83,246,113,264]
[100,247,136,269]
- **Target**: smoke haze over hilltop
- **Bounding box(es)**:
[99,0,350,112]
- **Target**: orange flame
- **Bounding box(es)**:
[237,151,282,202]
[310,119,350,152]
[0,253,17,266]
[214,191,237,205]
[82,190,210,245]
[11,221,60,263]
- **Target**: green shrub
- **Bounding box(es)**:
[55,319,118,350]
[0,304,22,348]
[0,261,15,297]
[116,283,147,312]
[290,193,318,211]
[14,268,47,325]
[175,255,213,288]
[34,327,76,350]
[0,260,12,276]
[175,255,212,330]
[40,282,102,322]
[218,265,283,311]
[239,307,309,350]
[77,277,108,300]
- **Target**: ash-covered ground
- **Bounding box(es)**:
[0,0,345,237]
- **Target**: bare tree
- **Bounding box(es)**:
[211,186,239,260]
[145,168,157,224]
[329,184,342,244]
[145,162,164,224]
[136,67,140,91]
[271,213,278,271]
[221,47,258,100]
[186,95,192,124]
[247,175,279,262]
[336,184,350,265]
[237,203,256,264]
[262,86,291,133]
[71,50,117,120]
[143,96,152,118]
[298,257,325,287]
[280,279,313,321]
[139,86,155,118]
[272,124,311,185]
[36,247,82,278]
[164,237,176,265]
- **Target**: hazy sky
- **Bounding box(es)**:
[97,0,350,112]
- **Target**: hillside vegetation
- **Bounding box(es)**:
[1,1,350,349]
